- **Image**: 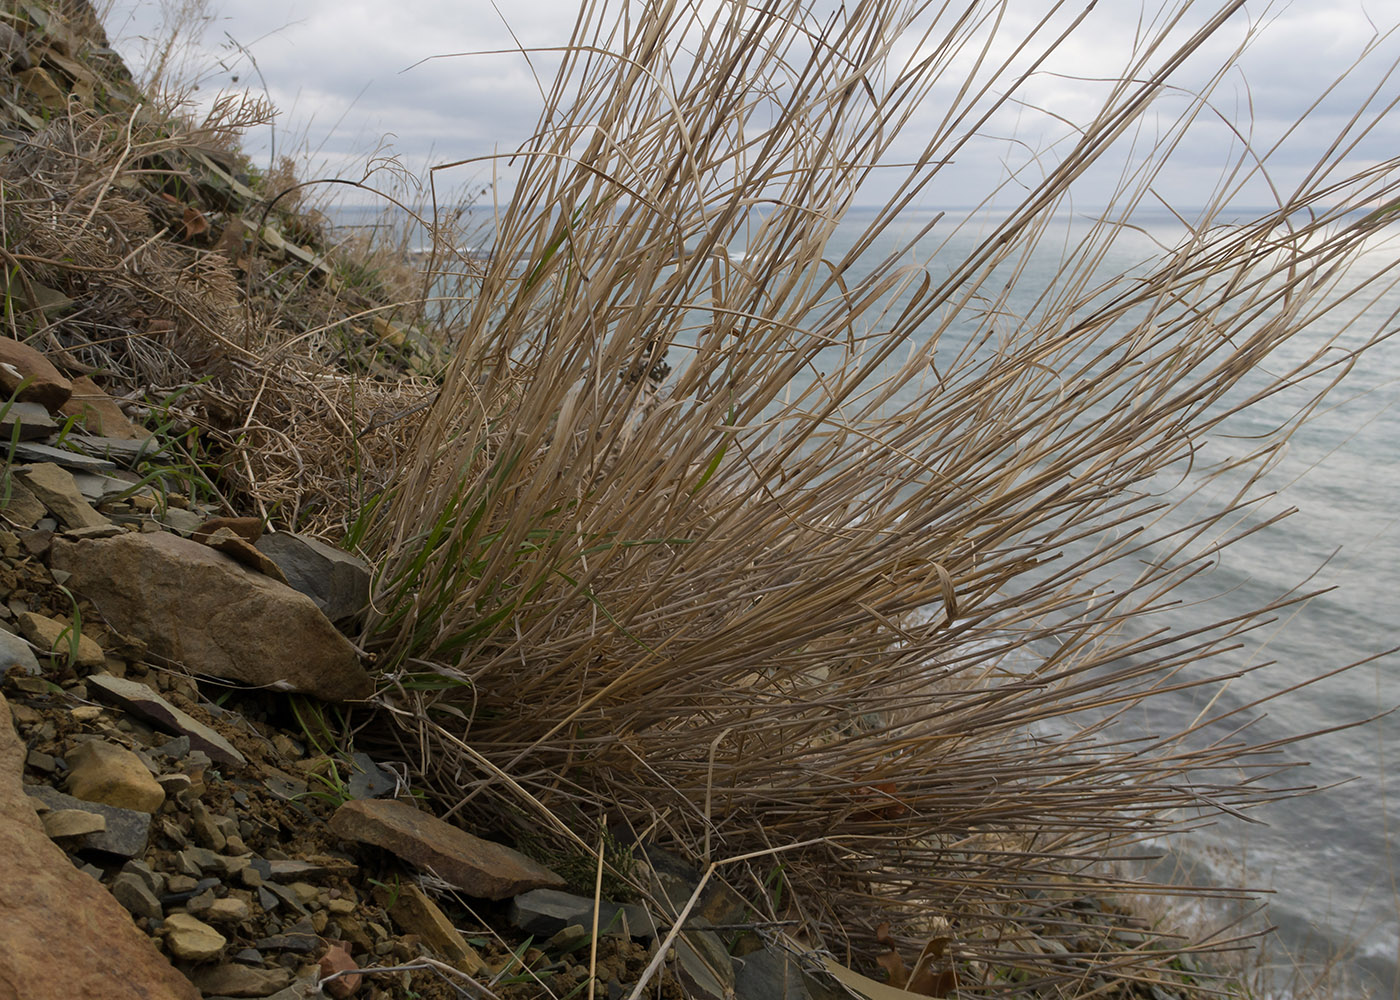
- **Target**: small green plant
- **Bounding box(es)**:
[52,585,85,670]
[288,696,359,807]
[366,875,402,909]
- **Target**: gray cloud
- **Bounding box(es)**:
[104,0,1399,210]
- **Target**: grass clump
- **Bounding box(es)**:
[347,0,1400,993]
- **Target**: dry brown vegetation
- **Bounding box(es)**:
[7,0,1400,995]
[347,0,1399,995]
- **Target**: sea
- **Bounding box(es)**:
[333,201,1400,996]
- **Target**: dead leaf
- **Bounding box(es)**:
[823,956,941,1000]
[182,206,209,240]
[876,949,909,989]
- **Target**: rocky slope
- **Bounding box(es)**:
[0,346,807,998]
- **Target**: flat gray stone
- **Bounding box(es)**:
[70,471,140,504]
[61,434,161,468]
[0,626,40,675]
[9,443,117,472]
[255,533,370,622]
[110,870,163,920]
[85,673,246,766]
[25,784,151,858]
[0,400,58,441]
[510,888,657,940]
[158,507,205,535]
[734,949,814,1000]
[673,931,731,1000]
[345,752,397,799]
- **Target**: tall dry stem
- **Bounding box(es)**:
[361,0,1400,987]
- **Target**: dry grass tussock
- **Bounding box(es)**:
[0,43,439,531]
[354,0,1400,993]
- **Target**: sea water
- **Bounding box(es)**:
[815,207,1400,995]
[333,201,1400,994]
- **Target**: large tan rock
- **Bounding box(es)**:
[0,336,73,409]
[0,693,201,1000]
[329,798,566,900]
[65,739,165,813]
[13,462,109,529]
[59,375,146,439]
[50,532,373,701]
[160,912,226,962]
[15,610,105,667]
[374,881,486,974]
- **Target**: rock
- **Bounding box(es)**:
[260,880,309,915]
[61,432,160,467]
[163,912,228,962]
[676,919,738,1000]
[25,784,152,857]
[86,673,247,766]
[191,801,228,850]
[163,876,220,907]
[70,470,140,504]
[18,66,68,111]
[733,948,814,1000]
[257,982,321,1000]
[12,462,109,529]
[255,533,370,622]
[204,528,290,584]
[548,924,591,951]
[190,963,294,997]
[155,735,193,760]
[509,888,656,940]
[65,738,166,813]
[636,842,750,926]
[345,752,397,799]
[329,798,565,900]
[61,521,125,539]
[0,627,40,675]
[59,376,147,439]
[194,516,265,544]
[0,693,200,1000]
[317,941,360,998]
[0,336,73,409]
[9,442,117,472]
[0,477,46,528]
[121,859,166,895]
[15,610,105,667]
[0,400,58,441]
[42,808,107,838]
[374,881,485,974]
[179,845,231,875]
[110,870,164,920]
[263,857,359,881]
[159,506,206,535]
[49,532,373,702]
[0,21,29,70]
[253,930,322,953]
[206,896,253,924]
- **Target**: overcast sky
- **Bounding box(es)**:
[100,1,1400,213]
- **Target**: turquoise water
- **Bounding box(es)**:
[333,201,1400,994]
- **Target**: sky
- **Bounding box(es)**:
[99,0,1400,213]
